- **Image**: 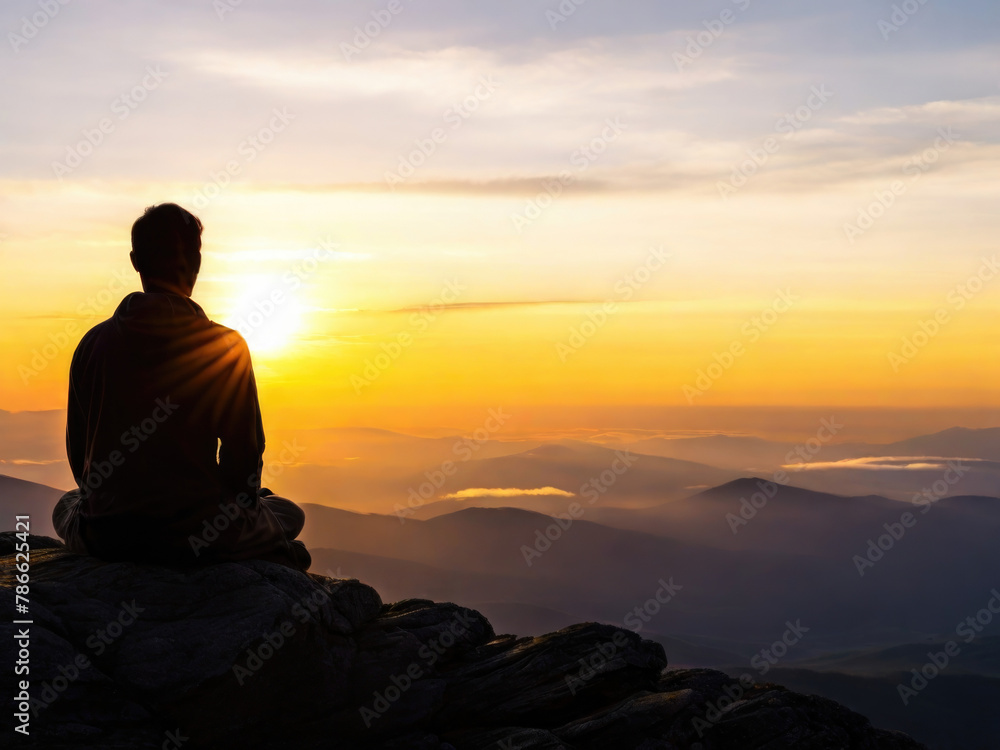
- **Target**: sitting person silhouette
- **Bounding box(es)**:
[52,203,312,571]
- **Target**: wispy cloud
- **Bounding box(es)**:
[387,299,603,314]
[209,248,371,262]
[785,457,1000,472]
[1,459,64,466]
[443,486,575,499]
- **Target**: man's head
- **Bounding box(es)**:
[130,203,203,297]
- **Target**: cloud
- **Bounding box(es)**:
[209,248,371,262]
[1,459,64,466]
[837,97,1000,128]
[241,177,617,196]
[443,486,575,499]
[7,4,1000,193]
[784,457,1000,472]
[387,299,602,314]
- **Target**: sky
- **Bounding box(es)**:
[2,0,1000,437]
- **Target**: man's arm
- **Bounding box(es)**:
[65,342,89,486]
[216,333,265,506]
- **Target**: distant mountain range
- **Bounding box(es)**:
[0,474,61,537]
[5,409,1000,510]
[4,461,999,653]
[618,426,1000,468]
[4,466,1000,749]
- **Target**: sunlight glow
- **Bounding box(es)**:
[219,274,308,356]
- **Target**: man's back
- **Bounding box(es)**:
[68,291,265,558]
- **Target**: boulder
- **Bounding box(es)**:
[1,533,925,749]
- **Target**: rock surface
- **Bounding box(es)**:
[1,533,925,749]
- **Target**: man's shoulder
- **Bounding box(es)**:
[205,320,250,352]
[74,317,113,353]
[200,320,255,373]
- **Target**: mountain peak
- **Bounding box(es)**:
[695,476,777,495]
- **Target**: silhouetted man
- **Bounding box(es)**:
[52,203,311,571]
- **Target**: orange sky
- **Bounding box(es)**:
[4,184,999,430]
[3,3,999,436]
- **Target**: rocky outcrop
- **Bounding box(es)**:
[1,533,924,749]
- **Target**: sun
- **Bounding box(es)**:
[220,274,307,356]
